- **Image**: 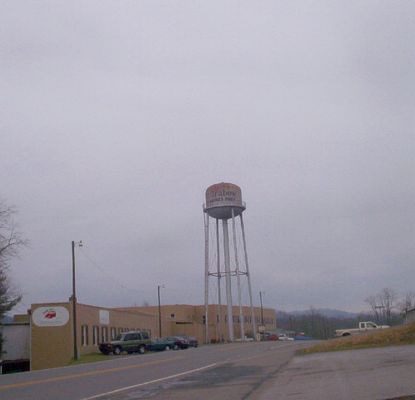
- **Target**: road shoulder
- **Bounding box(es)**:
[258,345,415,400]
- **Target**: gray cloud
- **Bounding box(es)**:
[1,1,414,314]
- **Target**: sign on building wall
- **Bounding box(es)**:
[32,307,70,327]
[99,310,110,325]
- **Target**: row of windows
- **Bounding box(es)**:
[203,315,275,325]
[80,325,151,346]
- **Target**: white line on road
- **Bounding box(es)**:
[80,363,218,400]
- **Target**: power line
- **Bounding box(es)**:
[79,248,141,294]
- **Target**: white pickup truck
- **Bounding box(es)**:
[335,321,390,337]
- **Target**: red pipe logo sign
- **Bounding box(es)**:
[32,306,69,327]
[43,309,57,319]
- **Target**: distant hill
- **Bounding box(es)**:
[279,308,359,319]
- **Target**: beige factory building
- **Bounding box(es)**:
[28,301,276,370]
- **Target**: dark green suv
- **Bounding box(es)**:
[99,331,151,355]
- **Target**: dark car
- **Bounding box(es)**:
[164,336,189,349]
[147,337,182,351]
[99,331,151,355]
[179,335,198,347]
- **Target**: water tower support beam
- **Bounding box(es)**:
[222,219,234,342]
[232,209,245,340]
[204,212,210,344]
[216,219,223,342]
[240,214,257,340]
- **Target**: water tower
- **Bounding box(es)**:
[203,182,257,342]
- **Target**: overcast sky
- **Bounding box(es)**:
[1,1,414,314]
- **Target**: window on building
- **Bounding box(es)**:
[171,313,175,318]
[93,325,99,345]
[110,327,117,340]
[202,315,206,325]
[81,325,89,346]
[101,327,108,343]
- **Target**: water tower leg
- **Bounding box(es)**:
[232,209,245,341]
[216,219,223,342]
[222,219,234,342]
[240,214,257,340]
[204,212,210,344]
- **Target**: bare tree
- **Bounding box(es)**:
[0,200,26,321]
[377,288,397,324]
[366,288,399,324]
[397,291,415,314]
[365,295,380,322]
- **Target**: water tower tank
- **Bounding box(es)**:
[204,182,245,219]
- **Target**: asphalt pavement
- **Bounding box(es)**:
[0,341,306,400]
[1,342,414,400]
[259,345,415,400]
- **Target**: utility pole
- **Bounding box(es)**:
[259,291,264,326]
[158,285,162,338]
[71,240,82,361]
[375,305,385,323]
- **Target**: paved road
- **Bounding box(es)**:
[0,341,308,400]
[259,345,415,400]
[4,342,413,399]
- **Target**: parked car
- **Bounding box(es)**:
[277,334,294,341]
[264,332,278,341]
[164,336,189,349]
[179,336,198,347]
[294,335,313,340]
[99,331,151,355]
[147,337,180,351]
